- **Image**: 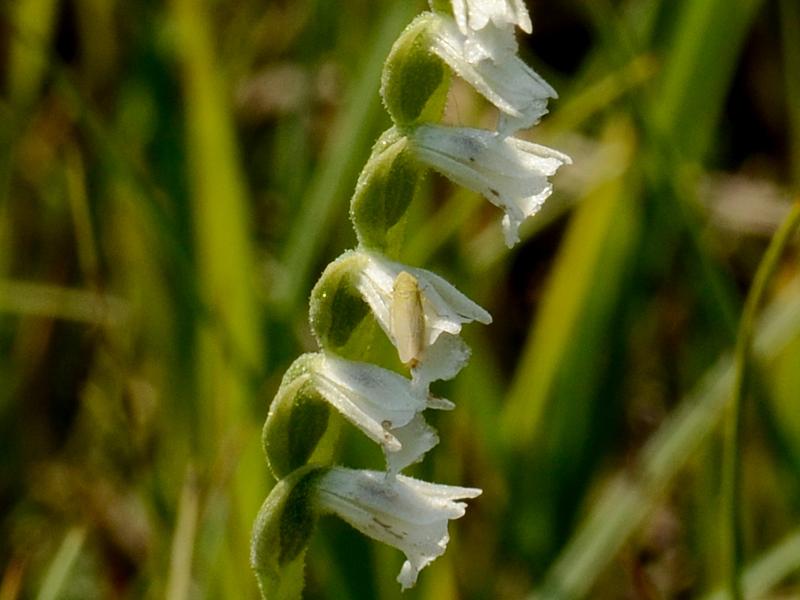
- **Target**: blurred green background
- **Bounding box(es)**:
[1,0,799,598]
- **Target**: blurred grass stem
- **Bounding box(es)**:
[171,0,266,593]
[721,200,800,599]
[166,468,200,600]
[534,272,800,599]
[0,280,126,325]
[35,527,86,600]
[704,528,800,600]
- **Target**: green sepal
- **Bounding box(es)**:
[351,130,424,255]
[381,13,451,129]
[308,251,377,360]
[251,465,327,600]
[263,354,340,479]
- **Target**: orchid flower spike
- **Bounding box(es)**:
[316,467,482,590]
[254,0,570,595]
[411,124,571,247]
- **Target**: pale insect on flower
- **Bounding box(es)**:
[354,250,491,385]
[391,271,427,368]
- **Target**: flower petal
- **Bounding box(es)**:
[449,0,532,35]
[316,468,481,590]
[412,332,472,389]
[428,16,555,133]
[311,353,427,451]
[411,125,571,246]
[384,414,440,475]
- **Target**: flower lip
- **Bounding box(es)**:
[293,352,451,471]
[316,467,482,590]
[310,352,426,451]
[411,124,571,247]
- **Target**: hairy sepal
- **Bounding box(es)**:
[351,131,424,255]
[381,13,451,128]
[251,466,327,600]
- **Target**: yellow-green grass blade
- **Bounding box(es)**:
[703,528,800,600]
[35,527,86,600]
[170,0,266,595]
[6,0,59,106]
[500,121,639,450]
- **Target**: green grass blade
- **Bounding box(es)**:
[720,201,800,599]
[500,123,639,449]
[270,1,417,314]
[703,529,800,600]
[533,276,800,600]
[171,0,264,383]
[6,0,59,106]
[35,527,87,600]
[653,0,766,160]
[166,468,200,600]
[170,0,267,595]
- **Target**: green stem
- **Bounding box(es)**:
[721,200,800,599]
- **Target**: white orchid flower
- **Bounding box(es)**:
[316,467,482,590]
[428,14,555,134]
[353,250,492,384]
[298,352,450,470]
[449,0,532,36]
[411,124,571,247]
[431,0,531,65]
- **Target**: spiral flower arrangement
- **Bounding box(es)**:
[251,1,570,596]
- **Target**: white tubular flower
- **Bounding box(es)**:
[428,15,555,134]
[353,250,492,383]
[411,124,571,247]
[436,0,531,65]
[305,353,448,469]
[316,467,482,590]
[449,0,532,36]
